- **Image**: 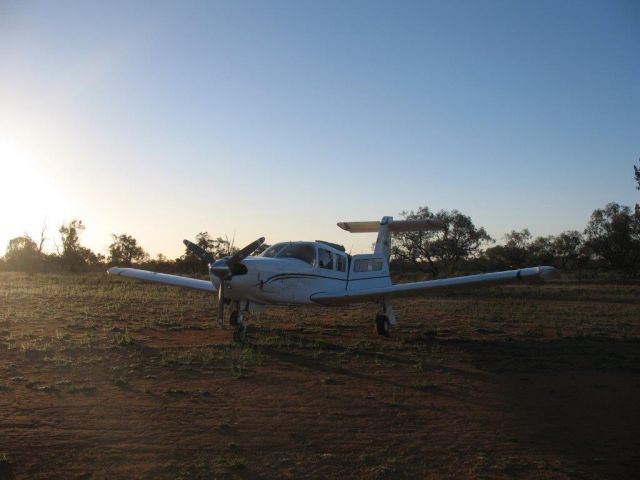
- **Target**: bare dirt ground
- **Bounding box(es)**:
[1,272,639,479]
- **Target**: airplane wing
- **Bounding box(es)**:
[310,266,559,305]
[107,267,216,292]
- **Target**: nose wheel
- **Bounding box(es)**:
[233,323,247,343]
[375,314,390,336]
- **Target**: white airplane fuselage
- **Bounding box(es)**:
[222,241,391,306]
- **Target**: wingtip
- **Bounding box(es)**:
[539,266,561,281]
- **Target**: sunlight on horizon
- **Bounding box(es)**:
[0,136,72,253]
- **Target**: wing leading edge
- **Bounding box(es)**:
[310,266,559,305]
[107,267,216,292]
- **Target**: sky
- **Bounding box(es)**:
[1,0,638,258]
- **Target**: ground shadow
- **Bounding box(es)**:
[457,336,640,479]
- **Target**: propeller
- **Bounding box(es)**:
[183,236,265,326]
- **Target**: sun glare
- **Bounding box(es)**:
[0,138,70,252]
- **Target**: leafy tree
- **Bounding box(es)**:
[392,207,493,275]
[584,202,640,275]
[504,229,532,250]
[634,157,640,190]
[484,229,532,269]
[552,230,586,270]
[58,219,98,272]
[190,232,236,257]
[4,235,42,272]
[528,235,555,265]
[108,234,147,266]
[178,232,238,273]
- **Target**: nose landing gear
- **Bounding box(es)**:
[229,303,247,343]
[233,322,247,343]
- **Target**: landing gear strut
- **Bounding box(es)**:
[233,322,247,343]
[231,302,247,343]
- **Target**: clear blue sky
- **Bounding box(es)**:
[1,0,638,257]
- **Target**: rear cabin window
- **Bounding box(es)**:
[336,254,347,272]
[276,243,316,265]
[353,258,384,272]
[318,248,333,270]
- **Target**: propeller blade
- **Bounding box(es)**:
[217,280,225,325]
[183,239,215,264]
[230,237,266,264]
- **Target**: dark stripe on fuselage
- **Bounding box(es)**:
[262,272,390,286]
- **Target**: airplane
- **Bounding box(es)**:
[107,216,559,342]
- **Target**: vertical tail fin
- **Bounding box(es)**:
[337,216,444,259]
[374,216,394,258]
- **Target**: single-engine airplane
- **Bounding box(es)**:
[108,216,559,342]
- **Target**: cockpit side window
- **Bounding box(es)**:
[261,243,286,258]
[318,248,333,270]
[276,243,316,265]
[336,254,346,272]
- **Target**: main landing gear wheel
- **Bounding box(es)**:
[375,314,390,336]
[233,324,247,343]
[229,310,239,326]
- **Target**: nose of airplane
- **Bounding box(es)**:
[228,258,259,288]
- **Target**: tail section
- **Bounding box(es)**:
[338,216,443,259]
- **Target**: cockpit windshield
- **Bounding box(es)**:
[277,243,316,265]
[261,242,316,265]
[261,243,287,258]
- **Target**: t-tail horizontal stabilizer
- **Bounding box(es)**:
[338,216,444,258]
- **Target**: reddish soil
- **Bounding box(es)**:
[0,273,639,479]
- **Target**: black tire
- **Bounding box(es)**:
[375,314,390,336]
[230,311,239,326]
[233,324,247,343]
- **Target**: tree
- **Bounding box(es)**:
[4,235,42,272]
[392,207,493,275]
[528,235,556,265]
[392,207,439,274]
[178,232,238,273]
[552,230,586,270]
[584,202,640,275]
[108,234,147,266]
[58,219,98,272]
[484,229,532,269]
[634,157,640,190]
[503,229,532,265]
